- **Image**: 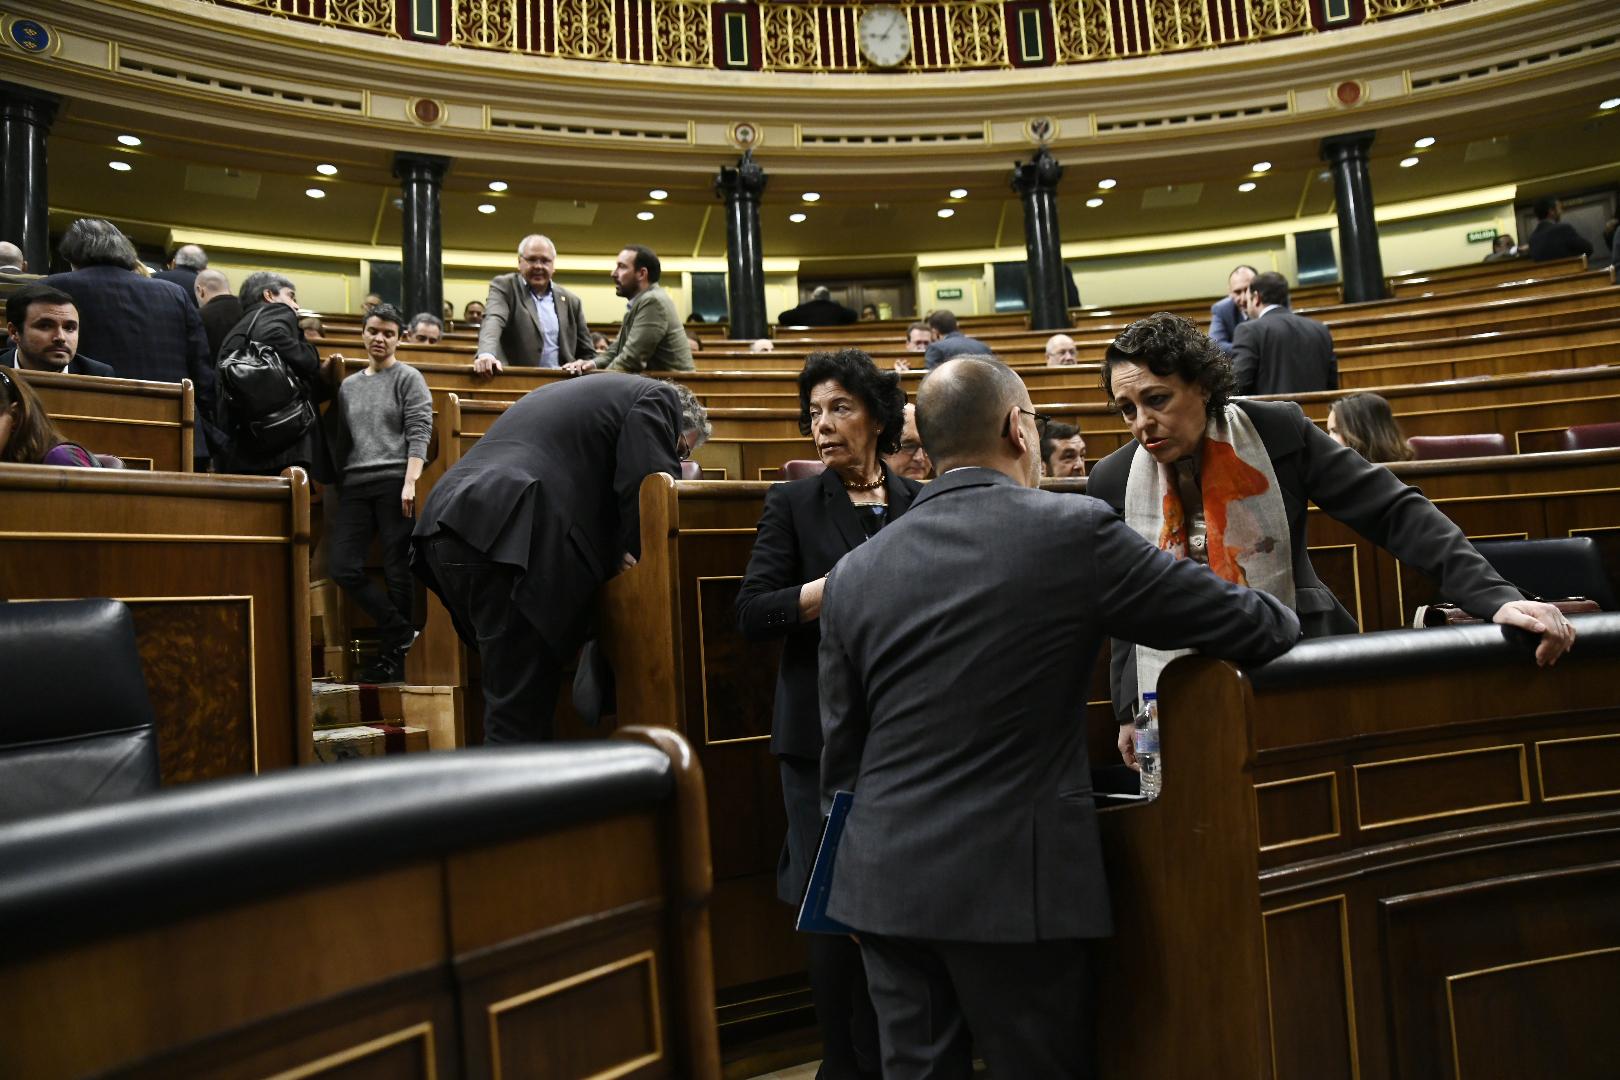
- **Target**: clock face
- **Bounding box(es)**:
[858,6,911,69]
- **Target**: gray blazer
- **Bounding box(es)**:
[1230,307,1338,396]
[476,273,594,368]
[817,468,1300,942]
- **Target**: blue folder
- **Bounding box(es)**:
[795,790,857,935]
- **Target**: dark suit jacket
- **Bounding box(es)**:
[1208,296,1244,354]
[154,267,198,304]
[1527,220,1593,262]
[1230,307,1338,396]
[200,294,244,362]
[923,331,994,371]
[735,465,921,760]
[475,273,593,368]
[0,348,114,378]
[413,374,681,653]
[216,302,334,483]
[777,297,858,327]
[817,468,1299,942]
[41,266,221,456]
[1087,398,1523,722]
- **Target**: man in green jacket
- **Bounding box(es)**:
[564,245,694,376]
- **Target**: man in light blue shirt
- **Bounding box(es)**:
[473,234,595,375]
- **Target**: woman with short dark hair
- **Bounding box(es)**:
[1328,392,1414,463]
[325,304,433,683]
[736,347,917,1080]
[1089,312,1574,759]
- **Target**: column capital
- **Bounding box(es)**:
[1010,146,1063,197]
[392,151,450,184]
[1320,130,1376,164]
[0,81,60,127]
[715,149,768,203]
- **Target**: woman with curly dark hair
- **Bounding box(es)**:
[1088,312,1574,762]
[735,347,919,1079]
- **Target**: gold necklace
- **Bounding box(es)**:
[841,471,884,491]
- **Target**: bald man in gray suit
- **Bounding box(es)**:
[817,357,1299,1079]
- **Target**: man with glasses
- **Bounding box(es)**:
[413,375,709,743]
[882,402,932,481]
[472,234,595,375]
[817,356,1298,1078]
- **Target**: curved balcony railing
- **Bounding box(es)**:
[217,0,1476,73]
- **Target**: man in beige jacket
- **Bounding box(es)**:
[472,234,594,375]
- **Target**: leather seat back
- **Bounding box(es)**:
[1473,536,1619,611]
[0,599,159,825]
[1407,433,1510,460]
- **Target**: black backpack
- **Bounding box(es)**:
[217,307,316,454]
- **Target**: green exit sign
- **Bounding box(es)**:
[935,287,964,300]
[1467,228,1498,244]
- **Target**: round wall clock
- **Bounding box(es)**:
[858,6,912,69]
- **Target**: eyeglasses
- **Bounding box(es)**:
[895,441,926,458]
[1001,407,1053,438]
[676,434,694,461]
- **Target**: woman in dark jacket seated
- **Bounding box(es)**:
[216,271,336,482]
[1087,313,1576,759]
[736,348,921,1080]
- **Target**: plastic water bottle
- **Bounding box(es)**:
[1135,692,1161,800]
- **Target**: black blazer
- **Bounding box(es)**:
[216,303,335,483]
[736,465,921,759]
[0,348,113,378]
[776,297,858,327]
[1088,398,1522,721]
[42,266,222,456]
[1230,307,1338,396]
[413,374,681,653]
[200,294,244,362]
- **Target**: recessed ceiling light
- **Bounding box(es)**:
[1400,156,1420,168]
[487,180,508,192]
[315,163,338,176]
[937,208,955,218]
[1252,161,1272,173]
[1238,181,1257,192]
[1601,97,1620,110]
[801,192,821,203]
[1097,178,1117,190]
[648,188,668,200]
[305,187,326,198]
[949,188,968,199]
[789,212,807,223]
[116,134,142,147]
[477,203,497,214]
[1413,137,1435,148]
[1085,197,1103,208]
[108,160,132,172]
[636,210,655,221]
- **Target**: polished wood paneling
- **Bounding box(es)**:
[0,730,721,1080]
[14,368,195,472]
[1262,896,1357,1080]
[0,465,311,778]
[1446,946,1620,1080]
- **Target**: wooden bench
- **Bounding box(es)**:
[0,728,721,1079]
[1387,252,1589,296]
[14,369,195,471]
[0,464,313,781]
[1095,613,1620,1076]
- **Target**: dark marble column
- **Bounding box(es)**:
[1011,147,1069,330]
[0,82,60,273]
[715,150,768,340]
[392,152,450,320]
[1320,131,1386,303]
